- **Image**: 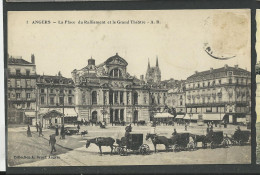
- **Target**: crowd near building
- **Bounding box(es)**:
[7,53,251,127]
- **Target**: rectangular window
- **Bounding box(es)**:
[229,78,232,84]
[82,94,86,103]
[50,97,54,105]
[219,80,221,85]
[40,96,45,104]
[16,93,20,99]
[60,89,63,94]
[120,92,123,104]
[16,69,20,75]
[26,80,31,87]
[69,90,72,94]
[27,102,30,108]
[50,89,54,93]
[208,82,210,87]
[8,80,11,87]
[8,93,10,98]
[26,70,30,76]
[41,89,44,93]
[68,97,72,104]
[60,97,64,105]
[26,93,30,99]
[16,80,21,88]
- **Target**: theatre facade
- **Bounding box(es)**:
[71,53,161,124]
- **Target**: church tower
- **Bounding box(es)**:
[145,56,161,84]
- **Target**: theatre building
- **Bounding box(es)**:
[71,53,151,124]
[35,73,77,127]
[7,55,37,124]
[185,64,251,124]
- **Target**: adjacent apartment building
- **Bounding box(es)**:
[7,54,37,124]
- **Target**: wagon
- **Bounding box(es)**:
[232,130,251,145]
[171,133,190,151]
[114,133,150,156]
[205,131,224,149]
[64,127,78,135]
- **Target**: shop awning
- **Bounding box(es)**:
[39,108,78,118]
[183,114,199,120]
[175,114,185,119]
[154,112,175,118]
[25,111,35,118]
[202,113,225,121]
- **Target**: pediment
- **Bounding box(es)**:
[105,54,128,66]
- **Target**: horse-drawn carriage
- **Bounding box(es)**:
[232,130,251,145]
[114,133,150,156]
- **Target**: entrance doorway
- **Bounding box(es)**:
[92,111,97,122]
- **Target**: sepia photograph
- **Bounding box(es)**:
[7,10,251,167]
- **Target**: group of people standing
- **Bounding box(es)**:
[55,124,66,139]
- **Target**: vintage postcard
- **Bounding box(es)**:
[7,10,251,167]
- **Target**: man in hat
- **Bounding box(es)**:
[49,134,56,154]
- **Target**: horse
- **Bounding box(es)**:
[146,133,172,153]
[80,130,88,137]
[190,134,207,148]
[86,137,115,155]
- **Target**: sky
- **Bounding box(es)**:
[8,10,251,81]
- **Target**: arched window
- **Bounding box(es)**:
[110,68,122,78]
[133,92,138,105]
[92,91,97,105]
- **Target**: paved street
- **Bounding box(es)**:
[8,124,251,166]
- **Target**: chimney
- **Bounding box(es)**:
[58,71,62,77]
[88,57,95,66]
[195,71,198,74]
[140,75,144,81]
[224,64,228,69]
[234,64,239,69]
[210,67,213,72]
[31,54,35,64]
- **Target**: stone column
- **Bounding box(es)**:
[112,91,115,104]
[123,91,127,105]
[105,91,108,105]
[129,91,132,105]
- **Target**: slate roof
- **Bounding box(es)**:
[187,66,250,82]
[38,75,74,85]
[8,57,33,65]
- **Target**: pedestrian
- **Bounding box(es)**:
[27,125,32,137]
[206,127,209,134]
[77,123,80,133]
[172,128,177,136]
[55,125,59,136]
[60,124,65,139]
[36,122,39,132]
[49,134,56,154]
[39,125,43,137]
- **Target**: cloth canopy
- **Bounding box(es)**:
[175,114,185,119]
[183,114,199,120]
[154,112,175,118]
[39,108,78,117]
[202,113,225,121]
[25,111,35,118]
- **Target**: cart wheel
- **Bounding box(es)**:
[210,142,215,149]
[139,144,150,155]
[120,147,127,156]
[114,147,120,154]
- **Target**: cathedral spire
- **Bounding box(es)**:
[148,58,150,69]
[156,56,159,67]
